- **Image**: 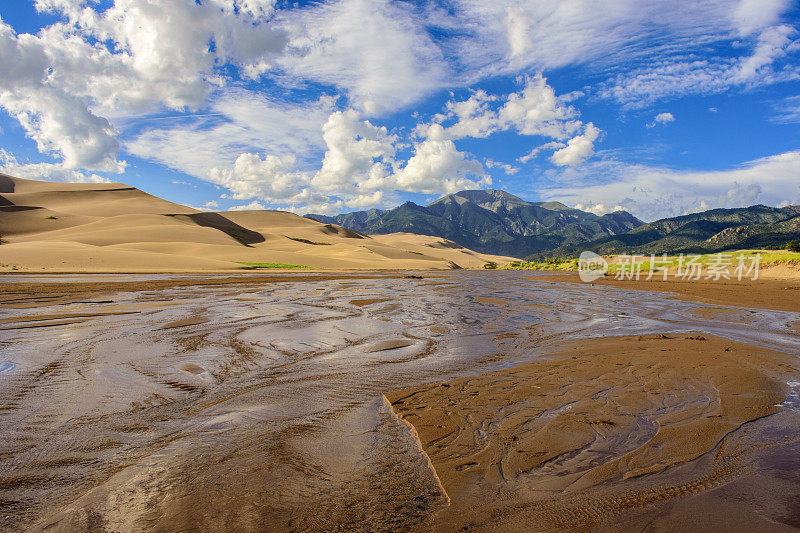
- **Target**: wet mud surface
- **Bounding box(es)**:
[0,271,798,531]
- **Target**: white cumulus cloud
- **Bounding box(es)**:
[422,75,582,142]
[646,112,675,128]
[542,150,800,220]
[1,0,797,218]
[210,152,308,202]
[0,149,109,183]
[276,0,446,114]
[0,0,287,173]
[194,106,490,210]
[312,109,397,193]
[394,138,489,194]
[550,124,601,167]
[574,202,626,216]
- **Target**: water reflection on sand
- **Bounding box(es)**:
[0,271,798,531]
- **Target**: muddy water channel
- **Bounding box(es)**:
[0,271,798,531]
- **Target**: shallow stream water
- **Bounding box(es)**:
[0,271,798,531]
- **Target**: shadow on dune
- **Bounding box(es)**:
[166,212,266,246]
[0,174,16,193]
[320,223,368,239]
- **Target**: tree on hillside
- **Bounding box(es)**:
[787,240,800,252]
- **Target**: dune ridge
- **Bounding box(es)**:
[0,174,514,271]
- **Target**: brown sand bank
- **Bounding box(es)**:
[387,334,800,532]
[538,273,800,312]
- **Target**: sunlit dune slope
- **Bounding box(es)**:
[0,174,514,271]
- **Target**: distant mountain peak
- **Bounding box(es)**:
[533,200,573,212]
[432,190,579,214]
[430,189,532,213]
[457,189,529,204]
[307,188,644,258]
[455,189,526,201]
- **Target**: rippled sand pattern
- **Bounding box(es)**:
[0,271,799,531]
[388,335,798,531]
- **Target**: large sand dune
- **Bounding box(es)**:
[0,174,513,271]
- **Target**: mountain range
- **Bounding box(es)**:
[307,190,800,259]
[307,190,644,258]
[529,204,800,259]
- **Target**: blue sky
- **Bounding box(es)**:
[1,0,799,221]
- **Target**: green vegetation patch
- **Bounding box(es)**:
[608,250,800,272]
[502,259,579,271]
[508,250,800,274]
[285,236,332,245]
[236,262,314,269]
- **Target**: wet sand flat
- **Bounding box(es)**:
[0,271,799,531]
[0,272,408,309]
[387,334,799,531]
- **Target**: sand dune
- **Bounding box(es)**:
[19,214,245,247]
[0,241,241,271]
[0,174,513,271]
[211,209,328,231]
